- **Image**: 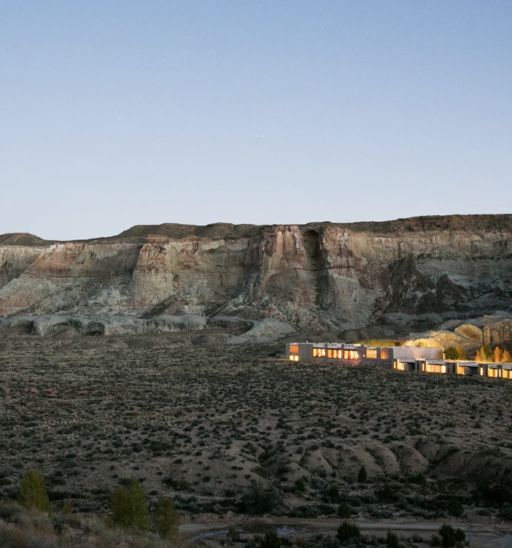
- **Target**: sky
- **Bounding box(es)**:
[1,1,511,240]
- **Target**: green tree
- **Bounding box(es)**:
[475,344,493,362]
[483,344,493,360]
[17,469,51,513]
[445,346,466,360]
[111,480,150,531]
[153,497,179,539]
[444,347,458,360]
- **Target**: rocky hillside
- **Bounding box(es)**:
[0,215,511,336]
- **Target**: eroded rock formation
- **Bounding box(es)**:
[0,215,511,334]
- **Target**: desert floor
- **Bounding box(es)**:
[1,331,511,545]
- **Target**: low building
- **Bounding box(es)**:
[487,363,502,379]
[392,346,441,361]
[393,359,417,372]
[450,361,479,376]
[503,364,512,380]
[417,359,453,375]
[287,341,512,381]
[287,342,441,367]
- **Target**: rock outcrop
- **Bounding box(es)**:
[404,311,512,354]
[0,215,511,334]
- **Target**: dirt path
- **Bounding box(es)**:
[180,515,512,547]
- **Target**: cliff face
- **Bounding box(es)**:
[0,215,511,332]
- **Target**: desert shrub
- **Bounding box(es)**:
[152,497,179,539]
[474,478,512,506]
[111,480,150,531]
[358,465,367,483]
[408,473,426,485]
[293,478,306,493]
[375,482,399,503]
[337,502,353,518]
[301,535,341,547]
[337,521,361,543]
[227,526,241,543]
[248,530,292,547]
[498,502,512,520]
[386,531,400,547]
[423,494,464,517]
[238,481,282,515]
[17,469,51,513]
[435,524,465,547]
[323,485,341,503]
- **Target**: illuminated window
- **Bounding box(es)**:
[423,363,446,374]
[321,348,326,357]
[503,369,512,379]
[456,365,465,375]
[327,349,333,359]
[337,350,342,359]
[380,348,390,360]
[289,344,299,354]
[488,367,501,378]
[312,348,319,358]
[366,349,377,359]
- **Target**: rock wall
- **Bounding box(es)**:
[0,215,511,331]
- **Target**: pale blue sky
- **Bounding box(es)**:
[1,1,511,240]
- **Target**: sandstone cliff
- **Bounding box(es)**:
[0,215,511,335]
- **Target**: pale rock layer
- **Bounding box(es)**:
[0,215,511,335]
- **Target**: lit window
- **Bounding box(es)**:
[366,349,377,359]
[423,363,446,374]
[289,344,299,354]
[488,367,501,378]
